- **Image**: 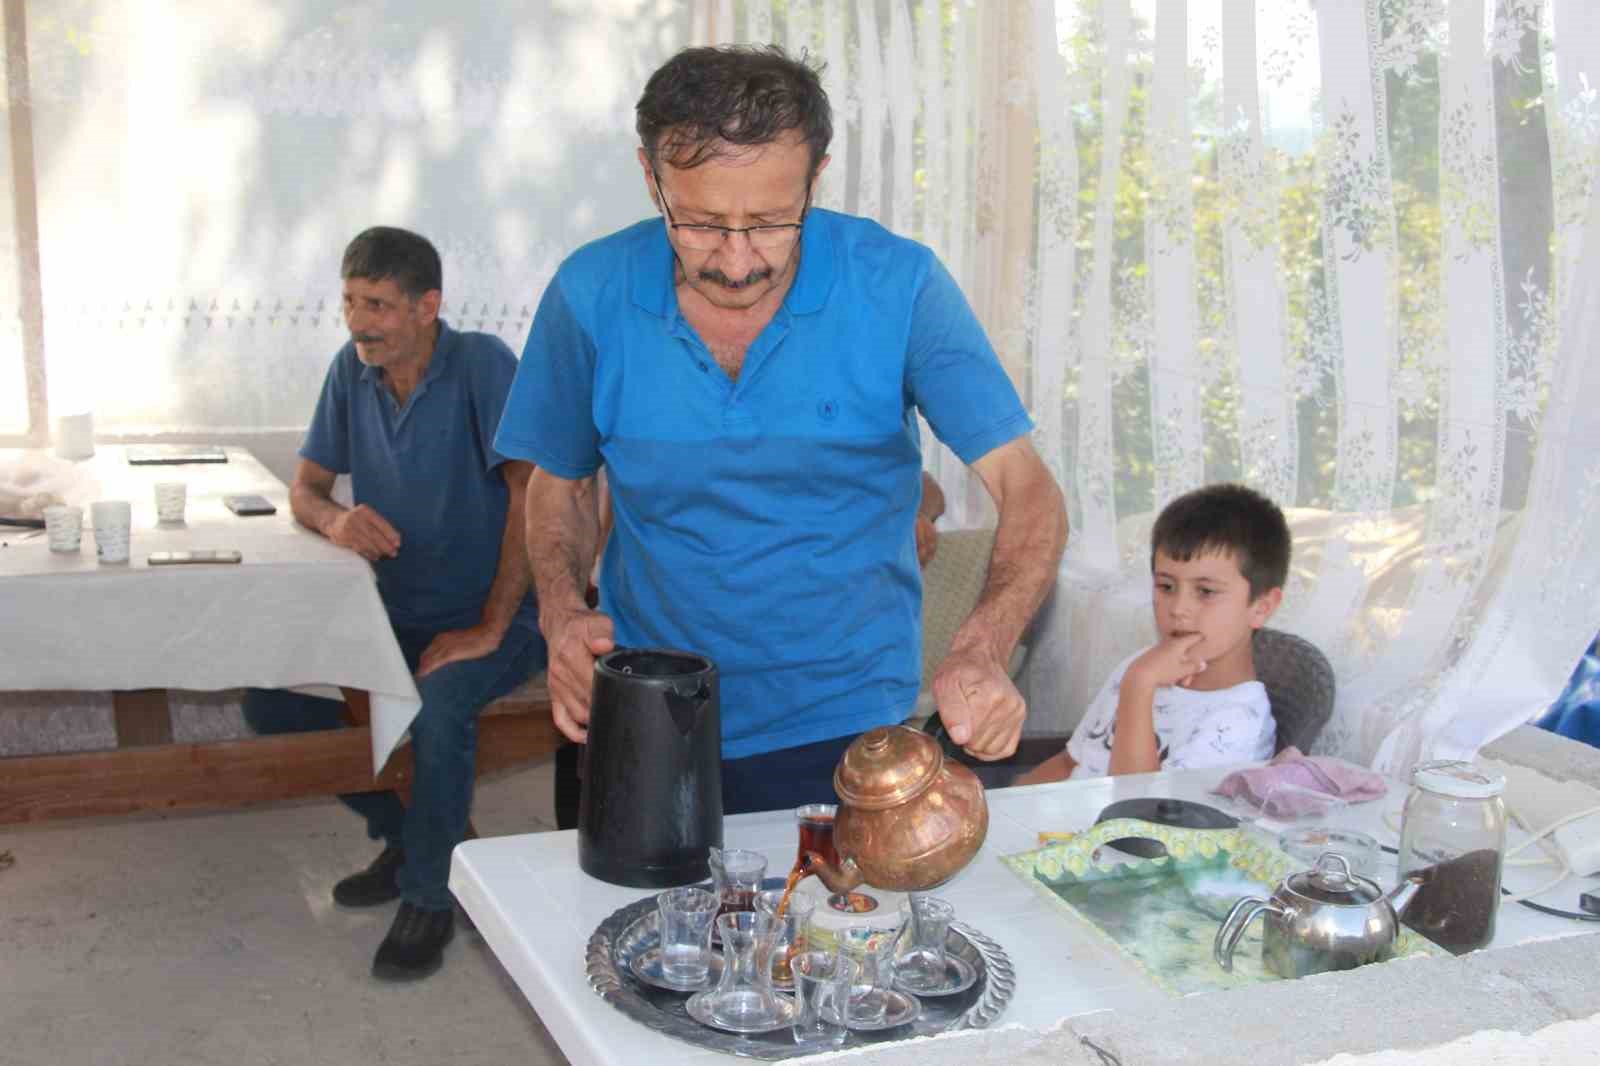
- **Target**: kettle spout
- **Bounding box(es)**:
[1386,874,1424,918]
[804,853,864,895]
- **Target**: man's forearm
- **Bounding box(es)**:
[525,468,602,630]
[949,475,1067,666]
[479,466,534,636]
[289,481,343,538]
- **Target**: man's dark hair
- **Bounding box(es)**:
[340,227,442,299]
[636,45,832,175]
[1150,484,1291,600]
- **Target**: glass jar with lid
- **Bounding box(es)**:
[1397,759,1507,954]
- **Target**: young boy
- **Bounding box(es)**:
[1017,484,1290,784]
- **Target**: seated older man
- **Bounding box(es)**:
[244,227,546,981]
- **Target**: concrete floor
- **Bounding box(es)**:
[1,760,571,1066]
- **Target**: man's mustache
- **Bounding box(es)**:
[351,333,383,344]
[697,268,771,290]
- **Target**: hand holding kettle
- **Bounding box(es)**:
[542,603,616,743]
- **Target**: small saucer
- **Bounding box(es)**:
[628,947,723,993]
[822,988,922,1031]
[893,953,978,997]
[685,990,798,1034]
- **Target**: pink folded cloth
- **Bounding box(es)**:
[1212,747,1388,818]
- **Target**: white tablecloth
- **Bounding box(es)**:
[450,766,1600,1066]
[0,446,422,770]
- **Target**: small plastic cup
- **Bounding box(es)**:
[90,500,132,564]
[655,886,719,989]
[791,951,856,1048]
[154,481,187,524]
[43,505,83,552]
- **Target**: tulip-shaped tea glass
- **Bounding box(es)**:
[703,910,791,1032]
[655,886,719,989]
[708,846,767,917]
[790,951,857,1049]
[835,917,906,1025]
[754,887,815,987]
[893,895,974,995]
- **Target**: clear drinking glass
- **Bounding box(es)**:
[790,951,856,1049]
[707,910,786,1031]
[708,846,768,916]
[754,887,815,986]
[894,895,955,994]
[835,917,905,1025]
[655,886,719,988]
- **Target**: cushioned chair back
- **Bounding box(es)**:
[1253,627,1336,754]
[919,527,1000,693]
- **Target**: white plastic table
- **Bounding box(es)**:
[450,765,1600,1065]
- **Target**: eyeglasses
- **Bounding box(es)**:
[650,164,808,252]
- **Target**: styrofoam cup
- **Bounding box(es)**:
[90,499,132,564]
[154,481,187,523]
[43,504,83,552]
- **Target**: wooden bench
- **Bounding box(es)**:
[0,678,563,825]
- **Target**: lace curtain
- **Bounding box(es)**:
[711,0,1600,770]
[1,1,695,439]
[4,1,1597,769]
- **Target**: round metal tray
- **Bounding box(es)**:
[585,892,1015,1060]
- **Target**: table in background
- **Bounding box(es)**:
[450,766,1600,1066]
[0,445,425,822]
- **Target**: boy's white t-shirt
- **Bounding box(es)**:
[1065,649,1275,779]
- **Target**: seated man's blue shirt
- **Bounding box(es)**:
[495,210,1031,758]
[303,320,538,635]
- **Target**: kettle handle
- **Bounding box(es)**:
[1213,895,1283,973]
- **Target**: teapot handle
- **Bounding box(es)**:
[1213,895,1283,973]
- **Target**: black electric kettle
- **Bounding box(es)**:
[578,648,723,887]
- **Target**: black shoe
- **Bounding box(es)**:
[332,846,405,908]
[372,901,456,981]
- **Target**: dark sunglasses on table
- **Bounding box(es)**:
[650,164,809,252]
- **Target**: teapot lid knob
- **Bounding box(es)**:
[833,726,943,810]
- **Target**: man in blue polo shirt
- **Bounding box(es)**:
[498,46,1067,813]
[244,227,545,980]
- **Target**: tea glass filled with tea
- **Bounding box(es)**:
[795,803,839,871]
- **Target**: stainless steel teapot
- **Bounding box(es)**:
[1213,852,1423,978]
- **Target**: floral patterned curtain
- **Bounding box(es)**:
[715,0,1600,769]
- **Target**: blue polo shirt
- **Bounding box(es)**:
[495,210,1030,758]
[303,320,539,635]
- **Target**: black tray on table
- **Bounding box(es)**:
[584,885,1016,1060]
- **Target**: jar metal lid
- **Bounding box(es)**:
[1410,759,1506,799]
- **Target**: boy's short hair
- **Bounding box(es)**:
[1150,484,1291,600]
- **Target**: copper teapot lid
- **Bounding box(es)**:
[833,726,942,811]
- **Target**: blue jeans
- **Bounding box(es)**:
[243,624,547,910]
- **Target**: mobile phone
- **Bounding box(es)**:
[148,550,243,565]
[223,494,277,516]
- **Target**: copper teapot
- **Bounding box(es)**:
[803,725,988,894]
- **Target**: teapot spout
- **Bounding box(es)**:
[805,854,864,895]
[1386,874,1424,918]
